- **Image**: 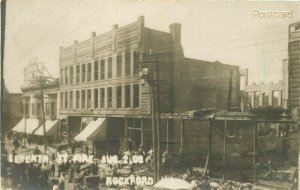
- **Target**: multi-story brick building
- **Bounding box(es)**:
[288,21,300,121]
[58,16,240,155]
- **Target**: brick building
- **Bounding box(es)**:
[58,16,240,155]
[288,21,300,121]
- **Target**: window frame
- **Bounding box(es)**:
[81,90,86,109]
[117,54,122,78]
[87,89,91,109]
[94,88,99,108]
[125,85,131,108]
[125,52,131,76]
[100,88,105,108]
[108,57,112,79]
[117,86,122,108]
[133,84,139,108]
[87,63,91,82]
[107,87,112,108]
[94,61,99,81]
[81,64,86,83]
[100,59,105,80]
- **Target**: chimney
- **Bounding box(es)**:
[112,25,118,52]
[138,16,144,45]
[169,23,181,46]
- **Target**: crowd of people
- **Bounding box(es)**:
[2,132,298,190]
[1,144,100,190]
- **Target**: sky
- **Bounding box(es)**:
[3,0,300,93]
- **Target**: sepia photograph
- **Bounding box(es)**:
[1,0,300,189]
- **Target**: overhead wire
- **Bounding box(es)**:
[4,4,291,87]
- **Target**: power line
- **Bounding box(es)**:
[5,46,287,87]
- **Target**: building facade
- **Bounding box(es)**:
[288,21,300,121]
[58,16,240,155]
[12,63,59,144]
[244,81,286,109]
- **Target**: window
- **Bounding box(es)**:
[125,85,130,108]
[108,57,112,79]
[69,91,73,109]
[100,88,105,108]
[70,66,73,84]
[65,67,68,85]
[272,91,281,106]
[45,103,50,117]
[87,63,91,82]
[76,65,80,83]
[100,59,105,80]
[246,92,252,108]
[25,102,29,117]
[133,84,139,108]
[60,69,64,85]
[94,61,99,81]
[37,103,41,118]
[107,87,112,108]
[262,93,269,106]
[125,53,131,76]
[81,64,86,82]
[117,55,122,77]
[60,92,64,109]
[65,91,68,109]
[254,91,260,107]
[117,86,122,108]
[94,89,99,108]
[133,51,139,75]
[81,90,86,109]
[87,89,91,108]
[51,102,56,118]
[32,103,37,116]
[76,90,80,108]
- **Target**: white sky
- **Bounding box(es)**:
[3,0,300,93]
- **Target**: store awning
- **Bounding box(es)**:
[34,119,59,136]
[12,118,40,134]
[74,118,107,141]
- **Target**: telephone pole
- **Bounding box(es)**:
[154,55,162,181]
[138,50,163,182]
[40,72,47,153]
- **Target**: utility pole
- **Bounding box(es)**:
[149,50,158,182]
[138,50,163,182]
[23,103,27,148]
[25,61,52,153]
[155,54,161,181]
[40,69,47,153]
[151,82,157,181]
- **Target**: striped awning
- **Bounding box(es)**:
[12,118,40,134]
[74,118,107,141]
[34,119,59,136]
